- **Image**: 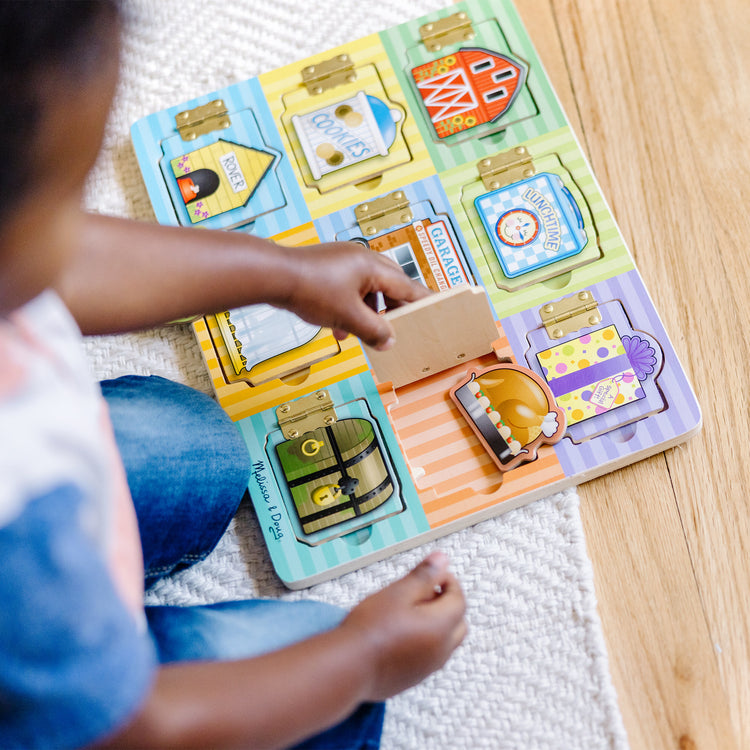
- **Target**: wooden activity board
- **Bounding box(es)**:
[132,0,701,588]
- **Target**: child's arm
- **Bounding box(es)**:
[56,213,429,350]
[94,552,466,750]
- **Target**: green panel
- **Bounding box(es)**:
[380,0,567,172]
[440,126,636,317]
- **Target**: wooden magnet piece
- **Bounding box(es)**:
[291,92,403,180]
[474,172,588,279]
[412,48,526,139]
[450,364,566,472]
[275,417,394,534]
[170,141,275,223]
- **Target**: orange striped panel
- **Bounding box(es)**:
[381,326,565,527]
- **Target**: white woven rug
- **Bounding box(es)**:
[82,1,629,747]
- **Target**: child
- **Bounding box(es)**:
[0,2,467,749]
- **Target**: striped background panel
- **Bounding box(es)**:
[379,0,567,173]
[501,269,701,476]
[379,325,566,527]
[440,125,636,318]
[130,76,310,237]
[258,33,435,219]
[238,373,430,586]
[196,314,369,422]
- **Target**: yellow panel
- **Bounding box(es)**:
[259,34,433,218]
[194,222,370,421]
[272,221,319,247]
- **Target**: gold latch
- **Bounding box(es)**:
[354,191,413,236]
[276,391,337,439]
[301,54,356,95]
[540,290,602,339]
[175,99,231,141]
[419,12,475,52]
[477,146,535,191]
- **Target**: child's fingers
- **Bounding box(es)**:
[426,572,468,637]
[345,301,396,350]
[371,254,431,305]
[324,245,429,348]
[409,561,468,652]
[415,557,467,642]
[396,551,455,603]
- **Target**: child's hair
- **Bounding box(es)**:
[0,0,120,223]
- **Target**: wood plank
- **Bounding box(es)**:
[645,0,750,746]
[516,0,749,747]
[581,464,737,750]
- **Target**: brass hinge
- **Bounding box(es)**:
[419,12,475,52]
[301,54,356,95]
[477,146,536,191]
[540,290,602,339]
[175,99,231,141]
[276,391,337,439]
[354,191,413,236]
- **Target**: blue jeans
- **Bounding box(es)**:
[101,374,250,588]
[103,375,384,750]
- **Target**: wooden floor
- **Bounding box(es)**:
[514,1,750,748]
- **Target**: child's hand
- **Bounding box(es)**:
[340,551,467,700]
[281,241,431,351]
